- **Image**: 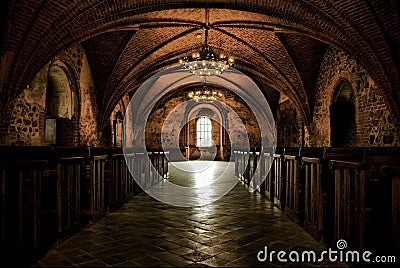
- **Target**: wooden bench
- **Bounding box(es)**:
[380,165,400,256]
[108,153,129,210]
[329,159,365,250]
[56,157,85,239]
[0,146,167,265]
[80,155,108,224]
[1,159,48,265]
[263,152,274,201]
[299,148,325,241]
[362,148,400,254]
[283,147,302,223]
[272,151,285,210]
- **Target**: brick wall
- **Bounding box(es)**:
[145,87,261,150]
[310,48,399,147]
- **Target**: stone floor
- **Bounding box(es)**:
[33,161,349,267]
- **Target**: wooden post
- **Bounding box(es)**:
[329,160,365,250]
[380,166,400,256]
[56,157,84,237]
[284,155,302,224]
[302,157,324,241]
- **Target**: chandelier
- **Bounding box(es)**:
[188,86,224,102]
[179,7,234,76]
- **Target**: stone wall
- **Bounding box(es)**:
[276,99,303,147]
[0,44,104,147]
[4,66,48,146]
[78,49,103,147]
[310,48,399,147]
[145,87,261,150]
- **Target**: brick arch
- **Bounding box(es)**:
[46,60,79,120]
[104,51,299,127]
[3,0,398,124]
[45,60,80,146]
[332,78,354,104]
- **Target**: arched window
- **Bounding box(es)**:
[197,116,212,147]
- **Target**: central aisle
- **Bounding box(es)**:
[35,161,348,267]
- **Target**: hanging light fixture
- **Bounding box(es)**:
[179,6,234,76]
[187,85,224,102]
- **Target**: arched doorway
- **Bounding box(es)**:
[184,104,228,161]
[45,62,79,146]
[330,79,356,147]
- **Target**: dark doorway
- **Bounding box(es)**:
[330,80,356,147]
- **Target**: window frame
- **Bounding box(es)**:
[196,116,213,147]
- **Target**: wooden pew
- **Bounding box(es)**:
[108,153,129,210]
[321,147,365,245]
[362,148,400,254]
[56,157,85,239]
[125,152,142,195]
[283,147,302,224]
[0,146,91,262]
[284,154,304,224]
[380,165,400,256]
[329,159,365,250]
[0,146,171,265]
[298,148,325,240]
[272,150,285,210]
[80,155,108,224]
[1,159,48,265]
[263,151,274,202]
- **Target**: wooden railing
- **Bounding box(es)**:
[81,155,108,224]
[1,145,399,263]
[109,154,124,209]
[0,146,169,265]
[272,153,285,210]
[380,165,400,256]
[124,153,141,195]
[329,160,365,250]
[263,152,274,201]
[301,157,324,241]
[56,157,84,237]
[108,154,132,210]
[1,160,48,265]
[284,154,302,224]
[233,147,400,254]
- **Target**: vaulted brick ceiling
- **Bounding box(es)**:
[1,0,399,127]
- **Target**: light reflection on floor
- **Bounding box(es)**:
[167,160,236,188]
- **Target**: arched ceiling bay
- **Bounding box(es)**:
[1,1,399,126]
